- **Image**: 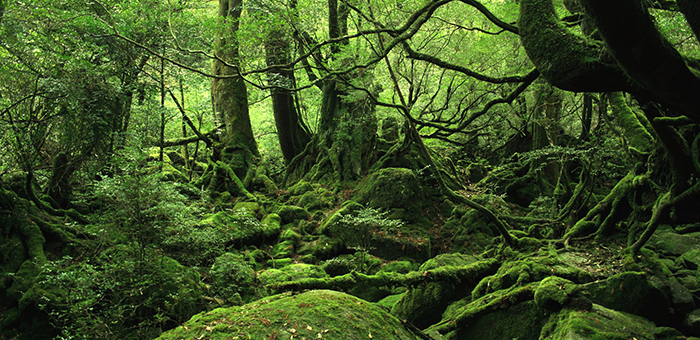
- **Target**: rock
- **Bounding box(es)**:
[541,303,681,340]
[685,309,700,336]
[677,249,700,270]
[391,253,480,328]
[258,263,328,287]
[534,276,577,311]
[648,230,700,257]
[582,271,671,324]
[156,290,422,340]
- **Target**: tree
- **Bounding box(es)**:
[211,0,259,169]
[519,0,700,253]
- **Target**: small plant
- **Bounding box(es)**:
[339,207,403,273]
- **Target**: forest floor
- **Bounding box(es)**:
[3,156,700,340]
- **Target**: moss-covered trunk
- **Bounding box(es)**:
[210,0,259,188]
[265,29,311,164]
[285,0,377,185]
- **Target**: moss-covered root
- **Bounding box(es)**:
[563,171,634,241]
[447,190,517,247]
[428,284,536,335]
[267,258,499,293]
[630,181,700,255]
[215,160,256,201]
[607,92,655,154]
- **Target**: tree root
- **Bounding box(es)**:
[215,161,257,201]
[427,284,536,335]
[266,258,499,293]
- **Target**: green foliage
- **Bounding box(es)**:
[93,147,196,263]
[34,251,203,340]
[208,252,259,305]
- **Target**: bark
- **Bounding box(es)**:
[285,0,377,184]
[678,0,700,41]
[45,152,75,210]
[265,28,311,164]
[518,0,630,92]
[580,0,700,121]
[580,93,592,141]
[212,0,259,159]
[211,0,259,183]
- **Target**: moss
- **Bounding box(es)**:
[534,276,577,310]
[518,0,619,91]
[232,201,260,216]
[431,283,537,335]
[378,260,416,274]
[449,300,549,340]
[197,210,273,245]
[275,204,311,223]
[391,253,482,329]
[677,249,700,270]
[581,271,670,322]
[259,263,328,287]
[279,228,301,245]
[288,180,314,196]
[648,230,700,257]
[271,239,296,258]
[210,252,259,305]
[295,187,336,211]
[318,201,364,246]
[321,256,356,276]
[541,304,668,340]
[608,92,655,153]
[156,290,422,340]
[352,167,426,224]
[1,233,26,274]
[472,260,551,299]
[260,213,282,237]
[298,235,343,260]
[376,292,405,311]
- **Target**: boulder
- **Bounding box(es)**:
[156,290,422,340]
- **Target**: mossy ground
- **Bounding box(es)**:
[157,290,422,340]
[4,152,700,340]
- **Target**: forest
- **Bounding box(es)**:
[2,0,700,338]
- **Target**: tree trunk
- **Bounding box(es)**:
[211,0,259,180]
[265,28,311,164]
[285,0,377,185]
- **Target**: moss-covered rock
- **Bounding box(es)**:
[298,234,343,260]
[259,263,328,287]
[288,180,314,196]
[275,204,311,223]
[232,201,260,216]
[540,303,681,340]
[534,276,577,310]
[156,290,422,340]
[378,260,416,274]
[271,239,296,258]
[447,300,549,340]
[353,167,426,223]
[649,230,700,257]
[677,249,700,270]
[391,253,481,328]
[581,271,670,323]
[295,186,336,212]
